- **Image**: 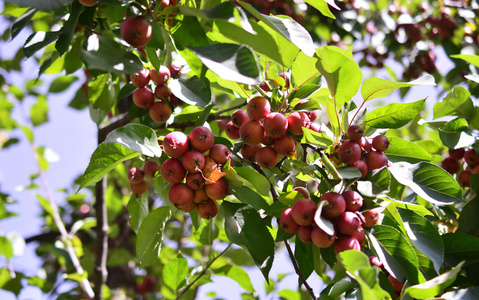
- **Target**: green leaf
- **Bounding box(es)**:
[127,193,149,234]
[23,31,60,57]
[438,118,475,149]
[385,137,433,163]
[169,76,212,107]
[0,236,13,259]
[277,191,304,206]
[163,254,188,290]
[389,161,464,205]
[365,99,425,130]
[214,264,256,293]
[56,1,83,55]
[190,44,261,85]
[295,239,314,281]
[356,167,390,197]
[104,124,162,157]
[442,286,479,299]
[78,143,140,191]
[238,3,315,57]
[36,194,54,217]
[458,196,479,236]
[194,220,219,245]
[291,51,321,87]
[315,46,362,108]
[361,75,435,102]
[136,206,170,267]
[433,86,473,119]
[405,261,464,299]
[442,232,479,267]
[451,54,479,68]
[81,34,143,74]
[301,127,334,147]
[6,0,74,11]
[288,84,322,101]
[48,75,78,94]
[304,0,336,19]
[235,167,270,197]
[338,250,390,300]
[230,184,269,210]
[11,8,36,40]
[30,95,48,126]
[398,208,444,274]
[371,225,422,284]
[222,201,275,281]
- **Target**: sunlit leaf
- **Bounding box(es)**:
[104,124,162,157]
[163,254,188,290]
[361,75,435,102]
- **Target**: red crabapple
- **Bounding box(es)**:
[163,131,189,158]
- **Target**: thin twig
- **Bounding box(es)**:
[213,101,247,116]
[176,243,233,299]
[18,102,95,299]
[284,240,317,299]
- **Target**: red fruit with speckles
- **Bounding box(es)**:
[336,211,362,235]
[449,148,465,160]
[288,112,310,135]
[255,146,279,169]
[362,208,381,227]
[209,144,231,164]
[347,124,364,142]
[366,151,388,171]
[154,84,171,100]
[186,172,205,190]
[241,144,261,162]
[168,183,194,208]
[311,227,336,248]
[225,122,240,140]
[205,178,230,200]
[441,157,460,174]
[297,226,313,243]
[232,110,249,129]
[182,151,205,173]
[264,112,288,139]
[342,190,363,212]
[130,68,150,87]
[334,236,361,254]
[128,167,144,183]
[161,158,186,184]
[189,126,215,153]
[358,136,372,152]
[193,189,209,203]
[133,87,154,108]
[130,180,148,195]
[163,131,189,158]
[149,101,172,123]
[338,141,362,165]
[240,120,264,145]
[150,66,170,85]
[279,208,300,233]
[143,160,161,178]
[349,159,368,179]
[291,199,317,226]
[197,198,219,220]
[309,122,321,132]
[320,192,346,219]
[121,16,152,48]
[372,135,390,151]
[274,135,296,157]
[459,169,472,187]
[247,96,271,120]
[464,149,479,166]
[168,62,182,79]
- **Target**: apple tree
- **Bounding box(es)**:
[1,0,479,299]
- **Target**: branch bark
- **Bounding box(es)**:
[284,240,317,299]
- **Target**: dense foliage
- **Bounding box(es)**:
[1,0,479,299]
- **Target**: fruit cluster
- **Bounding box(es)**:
[339,124,390,178]
[160,127,231,220]
[128,161,161,195]
[279,188,381,254]
[441,147,479,187]
[225,96,320,167]
[129,63,184,124]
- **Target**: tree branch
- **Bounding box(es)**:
[284,240,317,299]
[176,243,232,299]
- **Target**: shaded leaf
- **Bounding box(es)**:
[104,124,162,157]
[194,220,219,246]
[127,193,149,234]
[169,76,212,107]
[356,167,390,197]
[361,75,435,102]
[388,161,463,205]
[23,31,59,58]
[235,167,271,197]
[433,86,473,119]
[385,137,433,163]
[78,143,140,191]
[136,206,171,267]
[11,8,36,40]
[6,0,74,11]
[438,118,475,149]
[223,201,274,281]
[48,75,78,94]
[366,99,425,130]
[442,232,479,267]
[442,286,479,300]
